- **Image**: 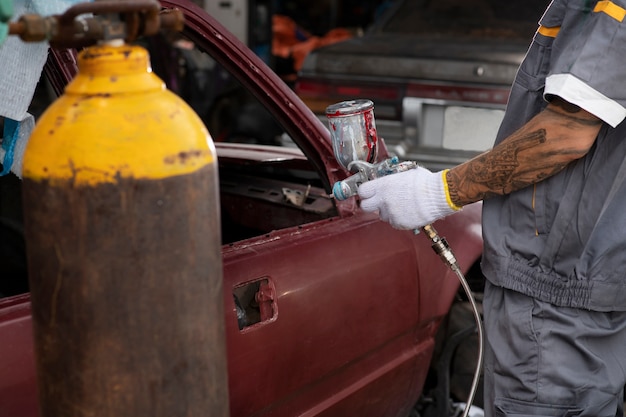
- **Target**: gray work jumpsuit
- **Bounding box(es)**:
[481,0,626,415]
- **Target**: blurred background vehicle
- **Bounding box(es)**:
[295,0,550,170]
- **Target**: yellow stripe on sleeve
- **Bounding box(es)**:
[594,0,626,22]
[538,25,560,37]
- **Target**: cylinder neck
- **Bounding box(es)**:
[66,43,164,95]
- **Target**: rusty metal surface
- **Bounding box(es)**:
[9,1,184,46]
[22,165,229,417]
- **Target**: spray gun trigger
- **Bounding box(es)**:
[347,160,377,179]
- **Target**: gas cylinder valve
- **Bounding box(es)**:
[9,0,184,47]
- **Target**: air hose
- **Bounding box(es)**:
[422,224,484,417]
[324,99,484,416]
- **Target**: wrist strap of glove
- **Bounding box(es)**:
[441,169,462,211]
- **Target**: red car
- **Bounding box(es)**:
[0,1,484,416]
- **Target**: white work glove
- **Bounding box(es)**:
[358,167,461,230]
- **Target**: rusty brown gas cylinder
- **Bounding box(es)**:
[21,43,229,416]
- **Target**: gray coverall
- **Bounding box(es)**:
[480,0,626,415]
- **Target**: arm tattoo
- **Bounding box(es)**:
[448,128,577,203]
[447,99,601,206]
[463,129,546,194]
[448,129,554,202]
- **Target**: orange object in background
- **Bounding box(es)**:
[272,14,352,73]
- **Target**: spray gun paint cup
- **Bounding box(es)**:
[326,99,379,171]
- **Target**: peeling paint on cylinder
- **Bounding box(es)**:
[23,167,227,416]
[21,44,229,417]
[24,44,215,186]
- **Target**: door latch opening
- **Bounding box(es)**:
[233,278,276,330]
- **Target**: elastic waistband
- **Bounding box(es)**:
[482,255,626,312]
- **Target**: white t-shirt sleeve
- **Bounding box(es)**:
[543,0,626,127]
[545,74,626,128]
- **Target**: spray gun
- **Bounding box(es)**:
[326,99,460,272]
[326,99,483,417]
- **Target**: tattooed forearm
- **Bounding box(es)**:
[445,100,602,206]
[448,128,553,202]
[460,129,546,188]
[448,153,569,204]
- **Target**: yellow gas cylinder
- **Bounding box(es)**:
[22,43,229,417]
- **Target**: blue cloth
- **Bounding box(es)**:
[0,0,13,45]
[0,118,19,176]
[0,113,35,178]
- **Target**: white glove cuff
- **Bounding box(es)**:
[440,169,463,212]
[424,169,461,220]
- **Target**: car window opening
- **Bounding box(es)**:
[144,34,338,245]
[0,33,340,300]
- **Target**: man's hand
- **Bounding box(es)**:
[357,166,460,230]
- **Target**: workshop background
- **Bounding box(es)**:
[196,0,392,81]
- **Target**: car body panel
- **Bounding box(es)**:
[223,217,424,416]
[0,209,482,417]
[0,295,38,417]
[0,1,484,416]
